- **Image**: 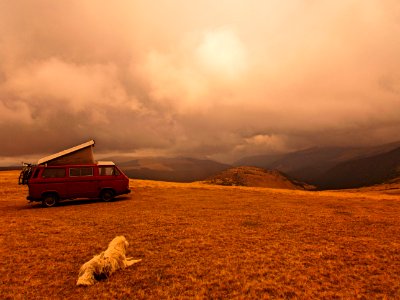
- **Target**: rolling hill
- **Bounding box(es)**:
[204,166,314,190]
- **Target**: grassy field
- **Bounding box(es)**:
[1,170,400,299]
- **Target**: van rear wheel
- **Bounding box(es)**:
[100,190,114,202]
[42,194,58,207]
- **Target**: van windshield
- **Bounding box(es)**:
[99,166,120,176]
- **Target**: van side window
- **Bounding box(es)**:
[42,168,66,178]
[32,168,40,178]
[99,166,120,176]
[69,167,93,177]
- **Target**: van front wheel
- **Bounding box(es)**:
[42,194,58,207]
[100,190,114,202]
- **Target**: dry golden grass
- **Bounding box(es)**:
[1,170,400,299]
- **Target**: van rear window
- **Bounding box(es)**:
[42,168,66,178]
[69,167,93,177]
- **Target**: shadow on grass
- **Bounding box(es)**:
[22,196,131,209]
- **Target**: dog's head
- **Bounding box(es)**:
[109,235,129,252]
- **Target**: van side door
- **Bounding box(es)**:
[66,166,99,198]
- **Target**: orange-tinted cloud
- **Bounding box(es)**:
[0,1,400,163]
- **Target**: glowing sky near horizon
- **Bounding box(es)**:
[0,0,400,163]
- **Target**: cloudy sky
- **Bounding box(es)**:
[1,0,399,165]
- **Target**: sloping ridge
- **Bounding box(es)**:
[316,147,400,189]
[205,166,313,190]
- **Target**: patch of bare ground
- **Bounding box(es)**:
[1,170,400,299]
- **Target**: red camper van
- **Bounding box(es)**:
[21,162,130,207]
[18,140,131,207]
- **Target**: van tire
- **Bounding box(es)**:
[42,194,58,207]
[100,190,114,202]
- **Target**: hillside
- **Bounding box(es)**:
[110,157,231,182]
[1,170,400,299]
[204,166,313,190]
[342,177,400,196]
[235,141,400,188]
[316,147,400,189]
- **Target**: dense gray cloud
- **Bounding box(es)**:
[1,0,400,164]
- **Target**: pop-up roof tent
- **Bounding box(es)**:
[38,140,95,166]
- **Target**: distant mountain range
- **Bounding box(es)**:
[4,140,400,190]
[111,157,230,182]
[314,147,400,189]
[0,166,21,171]
[104,141,400,189]
[235,141,400,189]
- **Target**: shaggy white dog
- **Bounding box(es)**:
[77,236,141,286]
